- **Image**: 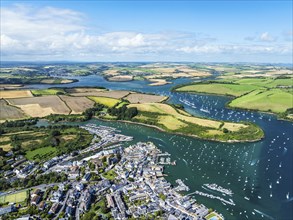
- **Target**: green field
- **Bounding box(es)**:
[0,191,27,204]
[175,77,293,117]
[221,77,293,88]
[176,83,259,96]
[26,146,57,161]
[116,101,129,108]
[31,88,65,96]
[88,96,121,107]
[102,169,117,180]
[129,103,264,142]
[229,89,293,113]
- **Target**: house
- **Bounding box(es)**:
[50,190,63,203]
[76,183,84,191]
[6,158,14,165]
[82,173,91,182]
[31,195,41,205]
[68,166,79,179]
[11,158,26,168]
[39,201,46,211]
[65,206,75,217]
[106,194,115,208]
[48,203,60,215]
[31,189,41,197]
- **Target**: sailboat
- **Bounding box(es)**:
[287,192,290,200]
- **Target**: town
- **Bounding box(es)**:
[0,124,223,220]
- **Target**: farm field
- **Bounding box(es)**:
[220,77,293,88]
[0,191,28,204]
[129,103,245,131]
[175,77,293,116]
[229,89,293,113]
[59,95,95,114]
[0,99,27,121]
[64,87,105,93]
[107,75,133,81]
[176,83,259,96]
[26,146,57,161]
[102,65,211,86]
[70,90,130,99]
[125,93,167,103]
[7,96,71,117]
[128,103,263,141]
[31,88,65,96]
[0,90,33,99]
[88,96,120,107]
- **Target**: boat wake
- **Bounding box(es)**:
[182,159,188,166]
[253,209,274,220]
[147,136,167,144]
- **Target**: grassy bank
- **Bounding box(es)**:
[174,77,293,118]
[128,103,264,142]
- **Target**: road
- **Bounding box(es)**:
[53,189,72,220]
[0,183,58,197]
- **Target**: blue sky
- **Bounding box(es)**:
[1,0,292,62]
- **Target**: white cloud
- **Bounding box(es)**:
[259,32,275,42]
[177,44,292,55]
[0,4,292,62]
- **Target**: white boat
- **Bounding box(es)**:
[244,197,250,201]
[200,108,210,114]
[269,183,272,189]
[276,180,280,184]
[287,192,290,199]
[258,196,262,199]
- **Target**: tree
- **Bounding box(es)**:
[51,130,60,137]
[223,128,229,133]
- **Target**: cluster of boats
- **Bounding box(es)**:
[203,183,233,196]
[191,190,235,206]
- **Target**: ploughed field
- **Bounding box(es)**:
[175,77,293,118]
[0,87,264,142]
[0,88,167,118]
[0,99,27,121]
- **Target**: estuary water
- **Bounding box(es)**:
[29,75,292,219]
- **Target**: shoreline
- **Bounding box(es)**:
[94,117,264,143]
[174,89,293,122]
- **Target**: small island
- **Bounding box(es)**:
[0,87,264,142]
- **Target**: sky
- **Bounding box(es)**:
[1,0,292,63]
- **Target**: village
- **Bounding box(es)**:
[0,124,223,220]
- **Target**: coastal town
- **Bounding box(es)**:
[0,124,223,220]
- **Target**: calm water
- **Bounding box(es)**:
[30,75,293,219]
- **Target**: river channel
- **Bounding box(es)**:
[30,74,292,219]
